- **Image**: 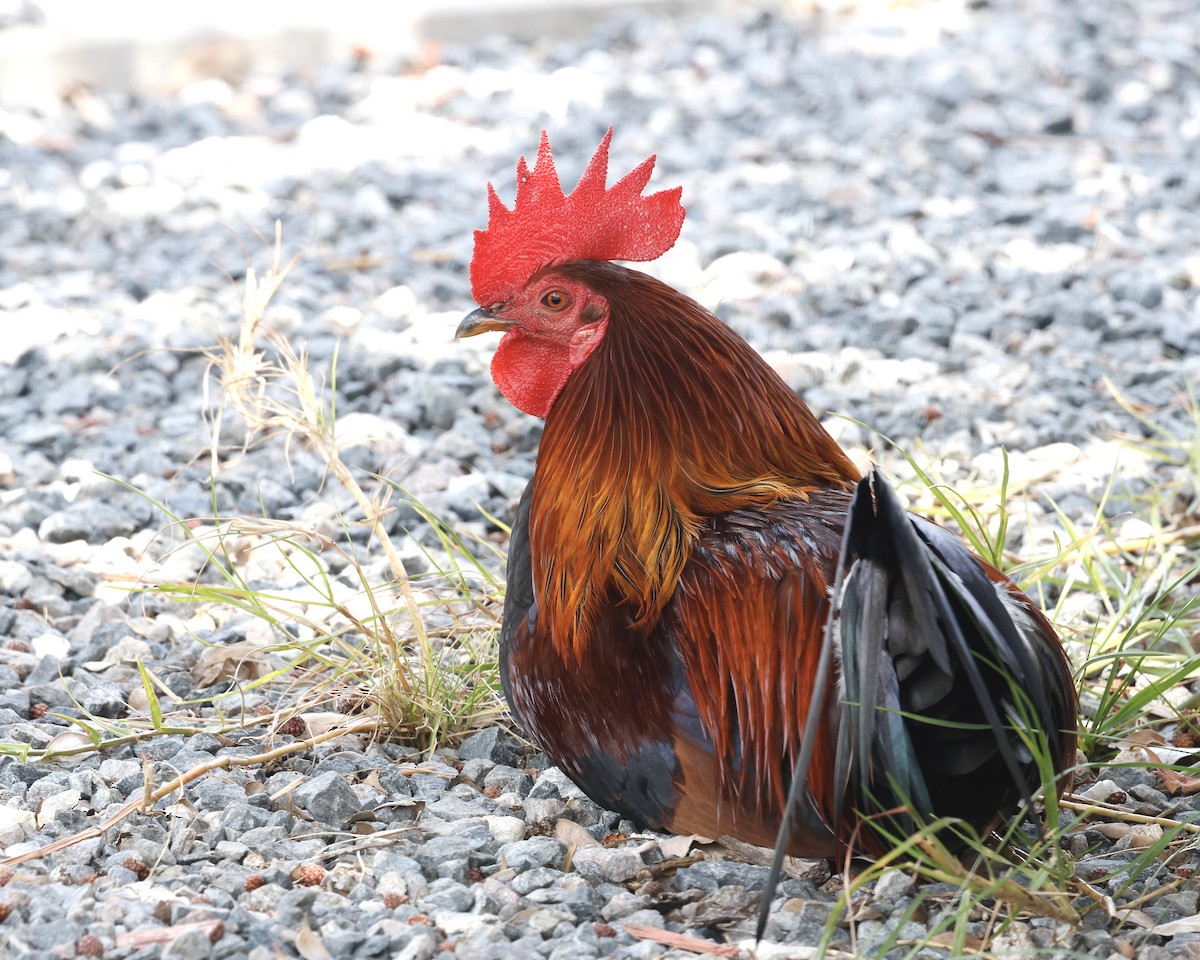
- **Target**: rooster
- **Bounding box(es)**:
[456,130,1077,885]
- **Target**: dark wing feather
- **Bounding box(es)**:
[837,471,1074,829]
[842,473,1031,822]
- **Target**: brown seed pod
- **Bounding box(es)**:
[276,717,307,737]
[289,864,325,887]
[123,858,150,881]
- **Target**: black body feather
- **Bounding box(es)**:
[759,470,1075,938]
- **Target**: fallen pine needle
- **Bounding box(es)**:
[623,923,744,958]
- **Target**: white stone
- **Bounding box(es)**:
[31,633,71,659]
[482,815,525,845]
[0,805,36,848]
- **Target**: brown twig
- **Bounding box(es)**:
[115,919,224,948]
[0,720,378,869]
[1060,795,1200,834]
[623,923,744,958]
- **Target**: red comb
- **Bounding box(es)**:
[470,127,685,306]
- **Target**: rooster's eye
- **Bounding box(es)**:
[541,290,570,311]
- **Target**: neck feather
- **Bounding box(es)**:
[528,262,859,661]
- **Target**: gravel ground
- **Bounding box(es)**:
[2,0,1200,957]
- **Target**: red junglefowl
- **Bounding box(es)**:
[456,130,1077,890]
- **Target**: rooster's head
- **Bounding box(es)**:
[456,129,685,417]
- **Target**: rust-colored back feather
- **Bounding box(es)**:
[670,498,852,851]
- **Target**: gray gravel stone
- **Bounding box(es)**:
[75,678,127,717]
[421,877,476,912]
[222,802,273,837]
[675,859,768,894]
[527,767,585,801]
[874,867,916,901]
[275,888,319,928]
[291,771,362,825]
[0,559,34,594]
[459,758,495,784]
[498,837,566,872]
[412,835,483,876]
[0,689,30,716]
[18,921,83,950]
[459,727,524,767]
[162,926,216,960]
[509,866,563,895]
[484,765,534,797]
[569,845,646,884]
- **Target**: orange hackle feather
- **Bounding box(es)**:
[529,263,858,666]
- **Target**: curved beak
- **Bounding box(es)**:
[456,306,516,340]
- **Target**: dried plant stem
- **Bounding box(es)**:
[1120,875,1190,912]
[116,919,224,948]
[622,924,743,958]
[0,720,379,869]
[1098,524,1200,555]
[214,224,428,653]
[322,454,428,650]
[908,836,1079,923]
[1060,796,1200,834]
